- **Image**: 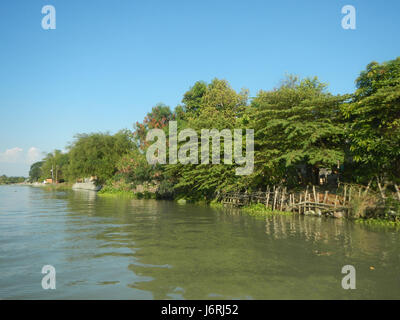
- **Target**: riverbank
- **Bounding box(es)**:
[97,190,292,218]
[210,201,293,217]
[22,182,73,191]
[72,181,101,191]
[239,203,400,226]
[28,182,400,227]
[215,199,400,226]
[43,183,73,191]
[241,203,293,217]
[97,186,156,199]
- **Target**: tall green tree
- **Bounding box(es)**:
[181,81,207,116]
[117,147,156,186]
[40,150,69,182]
[67,130,135,183]
[342,57,400,183]
[252,76,348,186]
[166,79,250,200]
[134,103,174,150]
[29,161,44,182]
[0,175,26,184]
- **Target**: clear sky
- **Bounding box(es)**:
[0,0,399,176]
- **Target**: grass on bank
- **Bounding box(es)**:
[210,201,294,217]
[347,193,400,227]
[242,203,294,217]
[209,200,224,209]
[98,185,155,199]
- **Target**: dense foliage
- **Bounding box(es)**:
[28,161,44,182]
[67,130,135,184]
[39,150,69,182]
[0,175,25,184]
[251,76,349,187]
[28,57,400,201]
[342,57,400,183]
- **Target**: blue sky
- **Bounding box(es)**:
[0,0,399,176]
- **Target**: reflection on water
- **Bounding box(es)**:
[0,185,399,299]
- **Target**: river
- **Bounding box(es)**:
[0,185,399,299]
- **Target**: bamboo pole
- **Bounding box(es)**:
[280,188,285,211]
[304,186,309,212]
[363,180,372,196]
[376,177,386,200]
[298,194,302,214]
[292,194,295,209]
[395,184,400,202]
[323,191,328,204]
[348,187,352,204]
[313,186,317,203]
[273,187,278,211]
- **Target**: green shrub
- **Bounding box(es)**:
[347,193,369,219]
[156,180,175,199]
[242,203,293,217]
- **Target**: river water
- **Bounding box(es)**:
[0,185,399,299]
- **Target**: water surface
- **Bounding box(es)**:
[0,185,399,299]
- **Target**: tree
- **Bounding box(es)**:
[0,175,25,184]
[29,161,44,182]
[166,78,250,200]
[40,150,69,182]
[251,76,348,186]
[181,81,207,116]
[342,57,400,183]
[134,103,174,150]
[67,130,135,184]
[117,147,156,186]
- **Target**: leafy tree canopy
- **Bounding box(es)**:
[251,75,349,185]
[67,130,135,184]
[342,57,400,182]
[134,103,174,150]
[29,161,44,182]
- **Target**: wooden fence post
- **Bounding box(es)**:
[348,187,352,204]
[395,184,400,202]
[299,194,302,214]
[325,191,329,204]
[273,187,278,211]
[313,186,317,203]
[266,186,270,209]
